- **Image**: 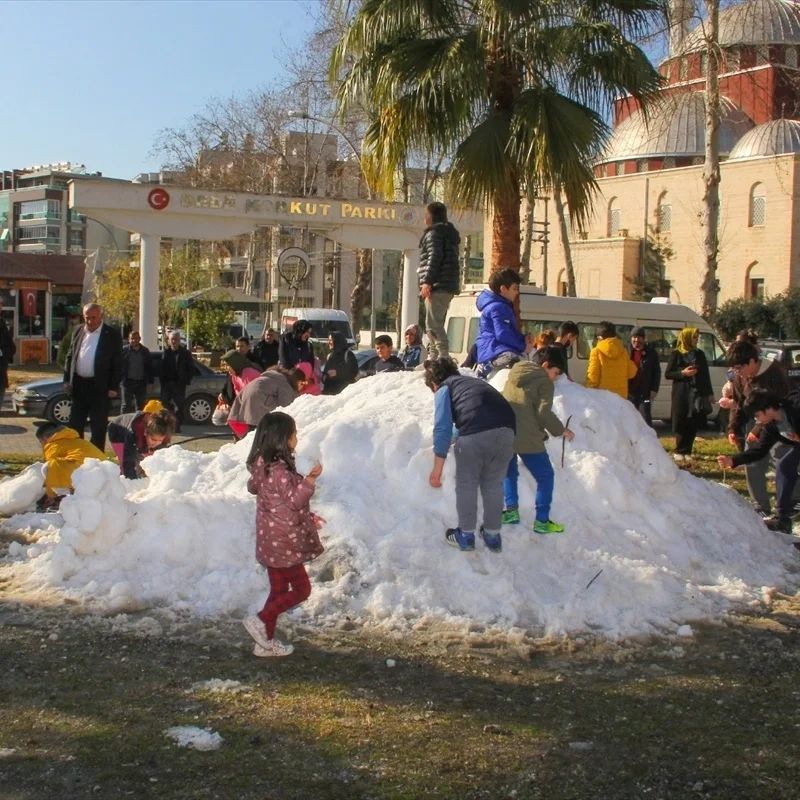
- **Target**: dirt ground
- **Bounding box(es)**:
[1,562,799,800]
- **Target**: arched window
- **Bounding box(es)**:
[656,192,672,232]
[787,46,798,68]
[607,197,621,236]
[749,183,766,226]
[745,262,764,299]
[556,270,568,297]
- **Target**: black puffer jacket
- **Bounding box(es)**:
[417,222,461,293]
[322,331,358,395]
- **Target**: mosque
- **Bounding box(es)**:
[529,0,800,312]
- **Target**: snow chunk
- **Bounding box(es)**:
[164,726,223,750]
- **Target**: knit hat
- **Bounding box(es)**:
[142,399,164,414]
[631,326,646,338]
[221,350,249,375]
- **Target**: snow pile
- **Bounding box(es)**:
[0,464,44,516]
[1,371,798,639]
[164,726,223,751]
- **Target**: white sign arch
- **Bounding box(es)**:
[69,180,483,348]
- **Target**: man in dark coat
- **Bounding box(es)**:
[628,326,661,427]
[63,302,124,451]
[121,331,154,413]
[279,320,315,370]
[160,331,194,430]
[252,328,280,370]
[418,201,461,359]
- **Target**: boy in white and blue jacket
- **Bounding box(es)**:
[424,358,516,553]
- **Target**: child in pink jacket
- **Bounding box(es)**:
[242,411,323,657]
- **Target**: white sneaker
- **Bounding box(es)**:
[242,616,270,649]
[253,639,294,658]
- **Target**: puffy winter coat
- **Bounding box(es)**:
[247,457,323,569]
[502,361,565,454]
[585,337,637,398]
[417,222,461,293]
[42,428,106,497]
[474,289,526,364]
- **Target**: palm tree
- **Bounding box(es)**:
[331,0,664,277]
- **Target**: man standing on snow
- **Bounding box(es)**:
[418,202,461,360]
[585,320,637,399]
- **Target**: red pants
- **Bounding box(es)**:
[257,564,311,639]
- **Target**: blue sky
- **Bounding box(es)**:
[1,0,319,179]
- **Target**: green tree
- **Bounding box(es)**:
[95,260,141,328]
[628,226,673,301]
[184,299,235,351]
[331,0,663,278]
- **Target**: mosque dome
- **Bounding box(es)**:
[727,118,800,157]
[676,0,800,54]
[600,92,754,163]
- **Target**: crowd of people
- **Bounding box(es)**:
[5,201,799,658]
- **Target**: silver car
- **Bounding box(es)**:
[12,353,226,425]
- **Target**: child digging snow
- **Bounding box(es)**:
[501,346,574,534]
[244,411,324,657]
[425,358,516,553]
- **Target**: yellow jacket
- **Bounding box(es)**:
[42,428,106,497]
[585,337,638,399]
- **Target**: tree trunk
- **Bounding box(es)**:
[491,181,521,270]
[553,186,577,297]
[701,0,721,319]
[242,230,256,295]
[350,248,372,336]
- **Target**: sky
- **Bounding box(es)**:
[2,370,796,640]
[0,0,320,180]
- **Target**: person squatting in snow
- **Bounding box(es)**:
[107,401,176,480]
[424,357,516,553]
[718,388,800,537]
[243,411,324,658]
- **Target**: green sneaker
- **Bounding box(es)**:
[502,508,521,525]
[533,519,565,535]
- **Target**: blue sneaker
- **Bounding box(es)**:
[480,526,502,553]
[445,528,475,551]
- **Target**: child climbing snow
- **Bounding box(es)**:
[243,411,324,657]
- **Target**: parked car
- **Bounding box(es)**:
[759,340,800,389]
[11,353,226,425]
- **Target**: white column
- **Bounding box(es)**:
[401,248,420,338]
[139,233,160,349]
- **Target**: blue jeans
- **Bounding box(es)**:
[504,453,555,522]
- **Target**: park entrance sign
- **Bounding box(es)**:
[69,179,483,349]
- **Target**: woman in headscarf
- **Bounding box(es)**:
[398,324,424,370]
[322,331,358,394]
[665,327,713,463]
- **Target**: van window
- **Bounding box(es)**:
[698,332,727,366]
[577,323,633,359]
[447,316,466,354]
[467,317,480,351]
[647,327,683,362]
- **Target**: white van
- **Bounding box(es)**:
[445,286,729,422]
[279,308,357,349]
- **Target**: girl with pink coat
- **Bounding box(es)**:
[242,411,324,657]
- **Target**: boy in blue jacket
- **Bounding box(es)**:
[475,268,528,378]
[425,358,516,553]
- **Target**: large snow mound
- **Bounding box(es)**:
[2,371,798,639]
